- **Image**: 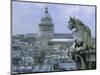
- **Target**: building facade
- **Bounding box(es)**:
[39,6,54,49]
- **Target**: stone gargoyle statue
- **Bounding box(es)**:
[67,16,92,51]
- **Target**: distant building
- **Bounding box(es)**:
[38,6,74,50]
[25,33,38,38]
[38,6,54,49]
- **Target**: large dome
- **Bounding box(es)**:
[40,6,53,24]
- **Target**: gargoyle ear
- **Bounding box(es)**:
[70,16,73,20]
[73,16,75,19]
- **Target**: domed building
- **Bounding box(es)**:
[37,6,77,71]
[38,6,74,50]
[38,6,54,49]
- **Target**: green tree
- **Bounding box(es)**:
[24,37,36,44]
[53,63,59,71]
[33,49,46,70]
[17,34,24,42]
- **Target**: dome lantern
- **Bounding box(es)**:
[40,6,53,24]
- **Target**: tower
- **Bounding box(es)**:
[39,6,54,49]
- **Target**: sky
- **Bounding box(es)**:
[12,1,96,37]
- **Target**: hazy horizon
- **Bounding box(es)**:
[12,1,96,37]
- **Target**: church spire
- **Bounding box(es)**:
[45,5,48,14]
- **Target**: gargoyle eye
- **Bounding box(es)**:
[68,21,70,23]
